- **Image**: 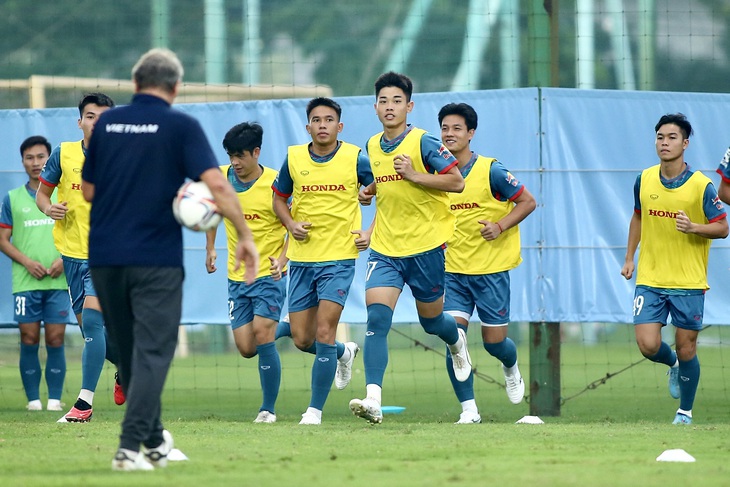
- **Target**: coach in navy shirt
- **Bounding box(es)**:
[82,48,258,472]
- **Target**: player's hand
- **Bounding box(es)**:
[358,184,376,206]
[675,210,694,234]
[351,229,371,251]
[621,261,635,280]
[393,154,416,181]
[206,248,217,273]
[269,256,284,281]
[288,221,312,241]
[47,258,64,279]
[478,219,501,241]
[46,201,68,220]
[234,238,259,285]
[24,259,47,280]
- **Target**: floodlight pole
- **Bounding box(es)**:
[529,322,561,416]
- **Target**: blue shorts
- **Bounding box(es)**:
[444,271,510,325]
[62,257,96,315]
[287,263,355,312]
[365,248,445,303]
[228,276,287,329]
[13,289,73,324]
[632,286,704,331]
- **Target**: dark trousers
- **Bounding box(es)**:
[91,266,183,451]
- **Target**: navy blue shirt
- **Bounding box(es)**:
[82,94,218,267]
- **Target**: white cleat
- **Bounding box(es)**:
[142,429,174,468]
[112,449,154,471]
[46,399,64,411]
[26,400,42,411]
[335,342,359,389]
[503,364,525,404]
[253,410,277,423]
[450,328,472,382]
[455,410,482,424]
[299,411,322,425]
[349,397,383,424]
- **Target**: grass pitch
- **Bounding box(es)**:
[1,324,729,486]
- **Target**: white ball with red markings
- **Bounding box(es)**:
[172,181,222,232]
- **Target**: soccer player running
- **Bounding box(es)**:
[349,72,472,424]
[0,136,73,412]
[621,113,727,425]
[82,48,258,471]
[717,147,730,204]
[205,122,288,424]
[438,103,536,424]
[35,92,123,422]
[272,97,372,425]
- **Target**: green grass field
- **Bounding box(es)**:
[1,324,729,486]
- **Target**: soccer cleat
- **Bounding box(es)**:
[26,400,42,411]
[335,342,359,389]
[114,371,126,405]
[349,397,383,424]
[299,411,322,425]
[112,449,154,471]
[503,364,526,404]
[667,366,680,399]
[142,430,174,468]
[455,410,482,424]
[253,410,277,423]
[46,399,63,411]
[672,413,692,425]
[58,406,92,423]
[450,328,472,382]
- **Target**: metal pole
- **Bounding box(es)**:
[205,0,227,84]
[499,0,520,88]
[529,322,561,416]
[151,0,170,48]
[575,0,595,89]
[243,0,261,85]
[637,0,655,90]
[384,0,434,73]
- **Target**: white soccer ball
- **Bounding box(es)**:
[172,181,222,232]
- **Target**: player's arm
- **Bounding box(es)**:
[272,160,311,241]
[269,238,289,281]
[36,183,67,220]
[621,212,641,280]
[205,225,218,274]
[394,155,464,192]
[199,167,259,284]
[675,183,728,238]
[0,226,48,280]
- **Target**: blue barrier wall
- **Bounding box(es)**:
[0,88,728,324]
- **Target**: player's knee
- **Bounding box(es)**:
[20,333,40,346]
[636,340,660,358]
[367,303,393,334]
[418,314,443,335]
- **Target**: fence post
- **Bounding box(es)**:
[529,321,561,416]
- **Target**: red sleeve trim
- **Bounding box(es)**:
[508,186,525,202]
[0,223,12,229]
[39,177,57,188]
[439,159,459,174]
[708,213,727,224]
[271,186,291,198]
[717,168,730,183]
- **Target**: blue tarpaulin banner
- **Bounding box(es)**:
[0,88,727,324]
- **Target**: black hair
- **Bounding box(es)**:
[306,97,342,121]
[78,92,115,117]
[437,103,478,131]
[374,71,413,101]
[223,122,264,155]
[655,113,693,139]
[19,135,51,157]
